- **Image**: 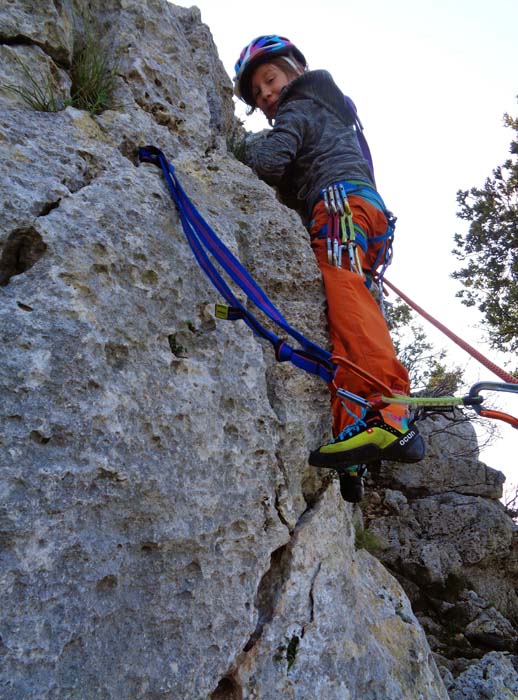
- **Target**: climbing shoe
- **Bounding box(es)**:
[338,465,367,503]
[309,408,425,469]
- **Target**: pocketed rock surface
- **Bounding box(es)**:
[0,1,515,699]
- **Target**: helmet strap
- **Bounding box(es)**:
[279,55,305,76]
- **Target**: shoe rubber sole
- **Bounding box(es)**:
[309,428,425,469]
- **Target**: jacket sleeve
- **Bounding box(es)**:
[246,101,307,187]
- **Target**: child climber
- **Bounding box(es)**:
[233,35,424,499]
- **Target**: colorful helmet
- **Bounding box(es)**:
[233,35,307,105]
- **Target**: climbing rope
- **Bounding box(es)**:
[382,276,518,385]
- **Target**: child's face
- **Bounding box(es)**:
[251,62,291,121]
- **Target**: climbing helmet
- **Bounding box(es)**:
[233,34,306,105]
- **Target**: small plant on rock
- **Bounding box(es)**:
[4,56,71,112]
[4,21,117,114]
[354,524,382,554]
[70,26,118,114]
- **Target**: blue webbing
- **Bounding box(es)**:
[138,146,337,383]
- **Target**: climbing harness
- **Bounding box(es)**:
[319,180,395,313]
[137,146,518,430]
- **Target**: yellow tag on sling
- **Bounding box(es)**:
[214,303,229,320]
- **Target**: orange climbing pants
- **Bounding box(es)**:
[310,196,410,436]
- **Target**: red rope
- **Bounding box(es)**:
[479,408,518,429]
[383,277,518,385]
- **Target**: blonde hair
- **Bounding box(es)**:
[246,55,306,116]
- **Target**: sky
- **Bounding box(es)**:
[173,0,518,491]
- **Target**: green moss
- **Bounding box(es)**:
[273,635,300,670]
[168,334,187,357]
[355,525,382,554]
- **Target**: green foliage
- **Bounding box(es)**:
[227,132,247,163]
[167,334,187,357]
[70,27,118,114]
[3,20,117,115]
[354,525,381,554]
[286,634,300,670]
[4,56,71,112]
[452,101,518,353]
[273,635,300,670]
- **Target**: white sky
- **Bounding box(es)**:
[173,0,518,490]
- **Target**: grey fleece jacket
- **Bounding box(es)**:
[246,69,375,221]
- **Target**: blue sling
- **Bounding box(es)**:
[138,146,337,384]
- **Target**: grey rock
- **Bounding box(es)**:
[460,591,518,650]
[0,0,74,64]
[447,652,518,700]
[0,1,448,699]
[233,486,449,700]
[372,493,514,584]
[380,413,505,499]
[0,44,72,110]
[369,413,518,662]
[384,488,409,514]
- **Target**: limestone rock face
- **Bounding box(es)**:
[364,414,518,679]
[445,652,518,700]
[231,487,448,700]
[0,1,449,699]
[377,413,506,498]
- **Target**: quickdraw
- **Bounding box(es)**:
[322,183,363,276]
[336,380,518,429]
[465,382,518,429]
[321,181,395,316]
[330,354,518,428]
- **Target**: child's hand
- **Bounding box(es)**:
[230,130,268,165]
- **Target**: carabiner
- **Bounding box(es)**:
[464,381,518,429]
[333,184,344,215]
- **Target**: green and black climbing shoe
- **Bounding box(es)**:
[338,465,367,503]
[309,408,425,469]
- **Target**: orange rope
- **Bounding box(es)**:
[383,277,518,385]
[478,408,518,429]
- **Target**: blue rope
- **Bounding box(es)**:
[139,146,338,384]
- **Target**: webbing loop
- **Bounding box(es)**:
[139,146,337,384]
